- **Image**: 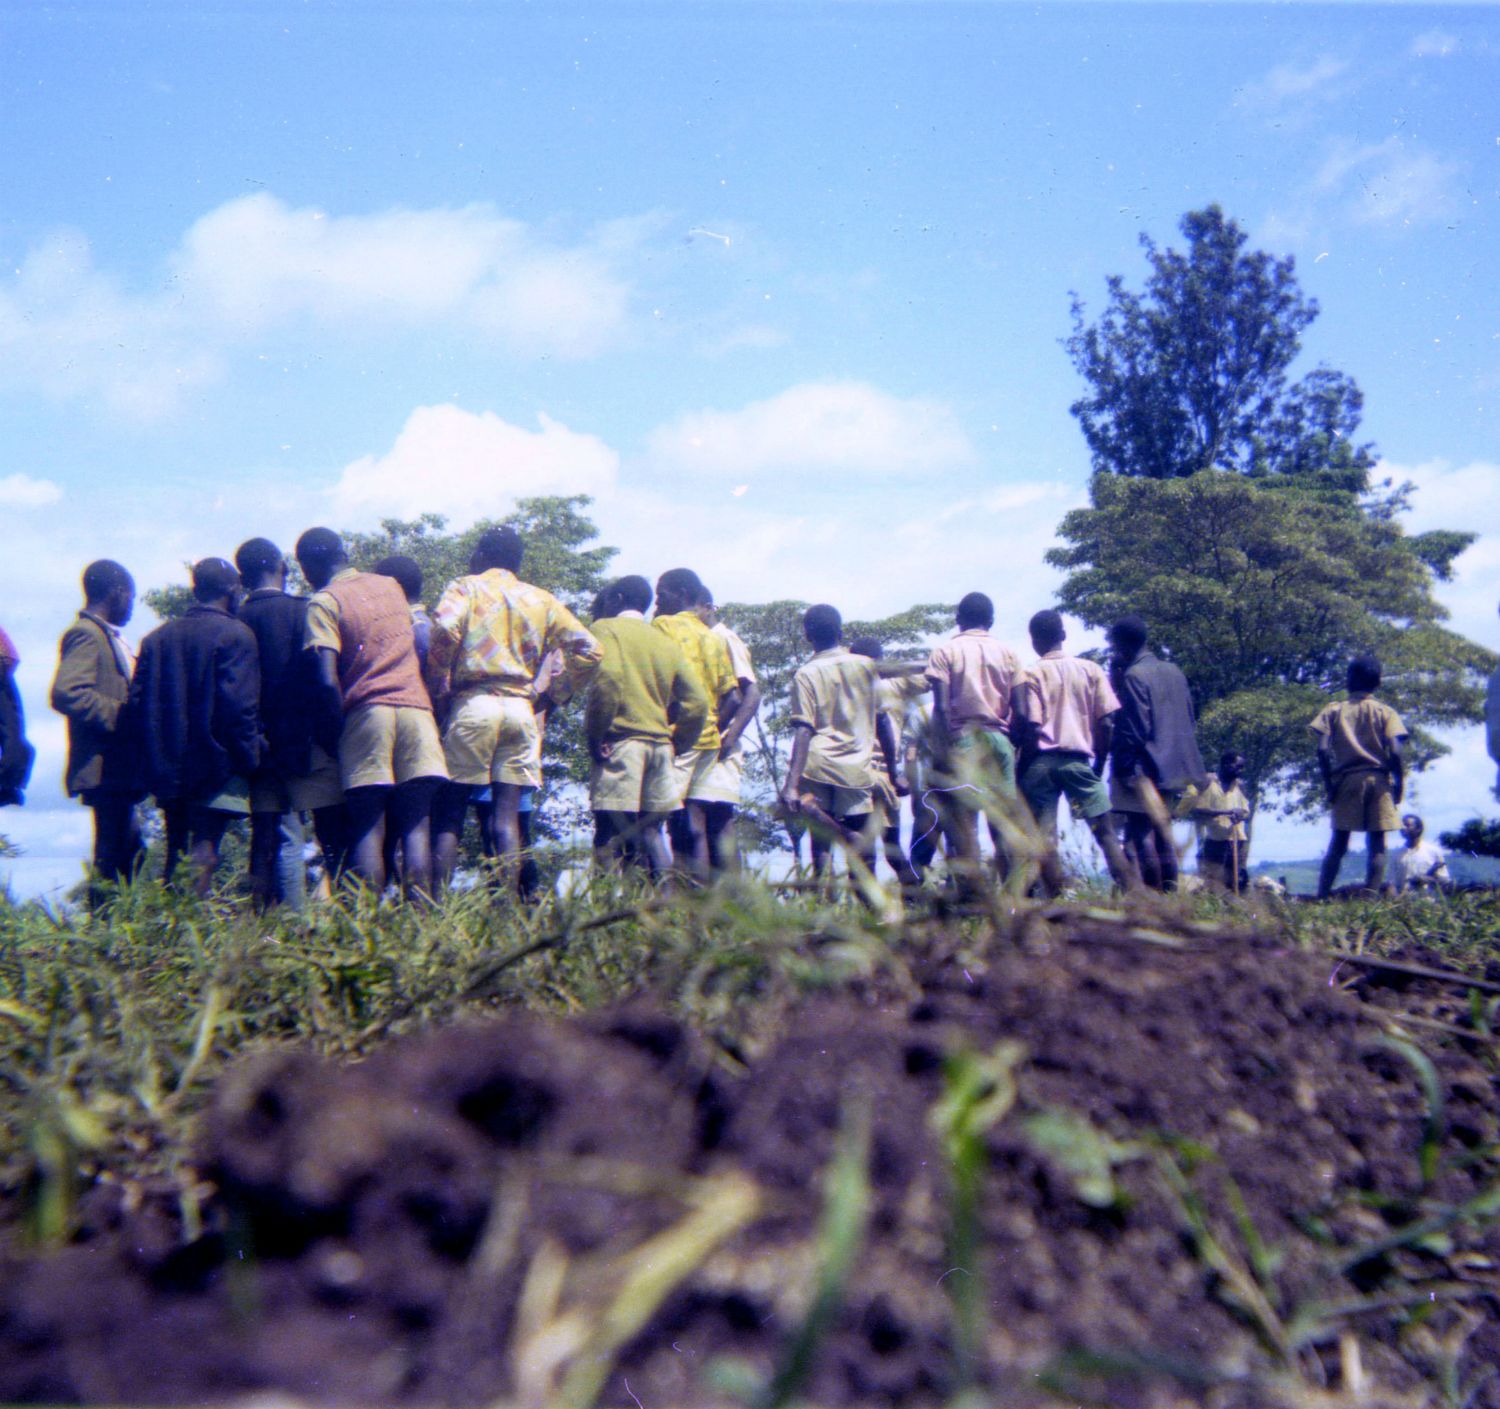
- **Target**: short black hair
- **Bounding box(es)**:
[235,537,283,582]
[612,575,653,614]
[295,527,345,574]
[698,585,716,609]
[373,555,424,603]
[82,559,133,603]
[1109,614,1149,655]
[1219,750,1245,771]
[590,583,619,620]
[804,603,842,650]
[848,635,884,659]
[1347,655,1382,693]
[192,557,240,603]
[1028,609,1064,647]
[956,592,994,630]
[656,567,704,604]
[472,527,524,573]
[1402,813,1423,835]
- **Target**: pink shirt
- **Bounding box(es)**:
[925,629,1022,733]
[1014,650,1119,754]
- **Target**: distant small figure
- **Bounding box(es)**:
[1387,814,1449,894]
[1180,750,1251,892]
[1311,655,1408,899]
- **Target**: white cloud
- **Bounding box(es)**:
[1238,55,1350,111]
[647,381,975,479]
[0,195,646,419]
[332,403,619,526]
[0,473,62,507]
[1386,458,1500,646]
[1315,137,1462,228]
[1411,30,1458,59]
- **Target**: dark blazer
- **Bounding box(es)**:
[50,612,134,796]
[124,605,264,803]
[1112,650,1208,792]
[237,589,315,781]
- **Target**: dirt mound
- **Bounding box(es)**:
[3,930,1498,1407]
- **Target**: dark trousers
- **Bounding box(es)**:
[82,789,143,886]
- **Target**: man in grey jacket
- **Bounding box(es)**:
[50,560,142,893]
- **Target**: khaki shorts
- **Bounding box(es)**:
[672,746,721,805]
[591,737,680,814]
[442,692,541,788]
[193,775,251,815]
[1332,770,1399,833]
[249,746,344,814]
[340,705,448,790]
[694,747,744,805]
[801,779,872,819]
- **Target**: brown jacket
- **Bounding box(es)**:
[50,612,133,795]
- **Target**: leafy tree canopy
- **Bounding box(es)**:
[1439,818,1500,859]
[1066,204,1377,493]
[1048,470,1495,814]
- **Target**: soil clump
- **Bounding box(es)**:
[2,927,1497,1407]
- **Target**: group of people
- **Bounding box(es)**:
[0,527,1474,907]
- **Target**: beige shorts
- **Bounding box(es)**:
[1332,770,1399,834]
[340,705,448,790]
[694,747,744,805]
[671,746,721,805]
[442,691,541,788]
[249,746,345,814]
[591,737,680,814]
[801,779,873,819]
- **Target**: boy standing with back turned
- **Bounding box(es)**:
[1311,655,1407,898]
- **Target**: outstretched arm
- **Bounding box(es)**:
[719,679,761,757]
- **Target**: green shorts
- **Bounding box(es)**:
[1020,751,1111,828]
[940,726,1017,799]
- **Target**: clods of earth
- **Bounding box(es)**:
[3,928,1498,1407]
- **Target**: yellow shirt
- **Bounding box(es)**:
[1308,694,1407,778]
[1178,775,1250,842]
[653,611,737,751]
[790,646,881,791]
[428,568,602,700]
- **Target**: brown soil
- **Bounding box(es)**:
[3,929,1498,1407]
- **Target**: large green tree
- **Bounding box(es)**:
[1055,207,1493,813]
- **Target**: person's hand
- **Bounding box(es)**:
[1230,809,1249,824]
[894,774,911,798]
[780,785,803,814]
[718,736,738,761]
[591,738,613,765]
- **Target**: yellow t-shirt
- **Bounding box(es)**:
[1178,775,1250,842]
[652,611,737,752]
[1308,694,1407,778]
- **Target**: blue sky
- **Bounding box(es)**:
[3,2,1497,895]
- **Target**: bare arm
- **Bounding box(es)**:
[930,678,952,753]
[1317,738,1335,800]
[719,678,761,757]
[1388,735,1405,805]
[1091,712,1114,777]
[781,722,813,810]
[716,684,744,736]
[876,711,904,793]
[311,649,345,757]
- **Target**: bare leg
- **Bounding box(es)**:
[162,801,190,887]
[186,806,233,898]
[344,786,390,891]
[1088,814,1134,890]
[431,782,471,889]
[249,812,282,910]
[391,779,439,900]
[1124,814,1161,890]
[638,813,674,881]
[1364,832,1388,894]
[488,782,526,893]
[703,801,738,872]
[1318,829,1351,899]
[671,799,712,880]
[312,804,350,886]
